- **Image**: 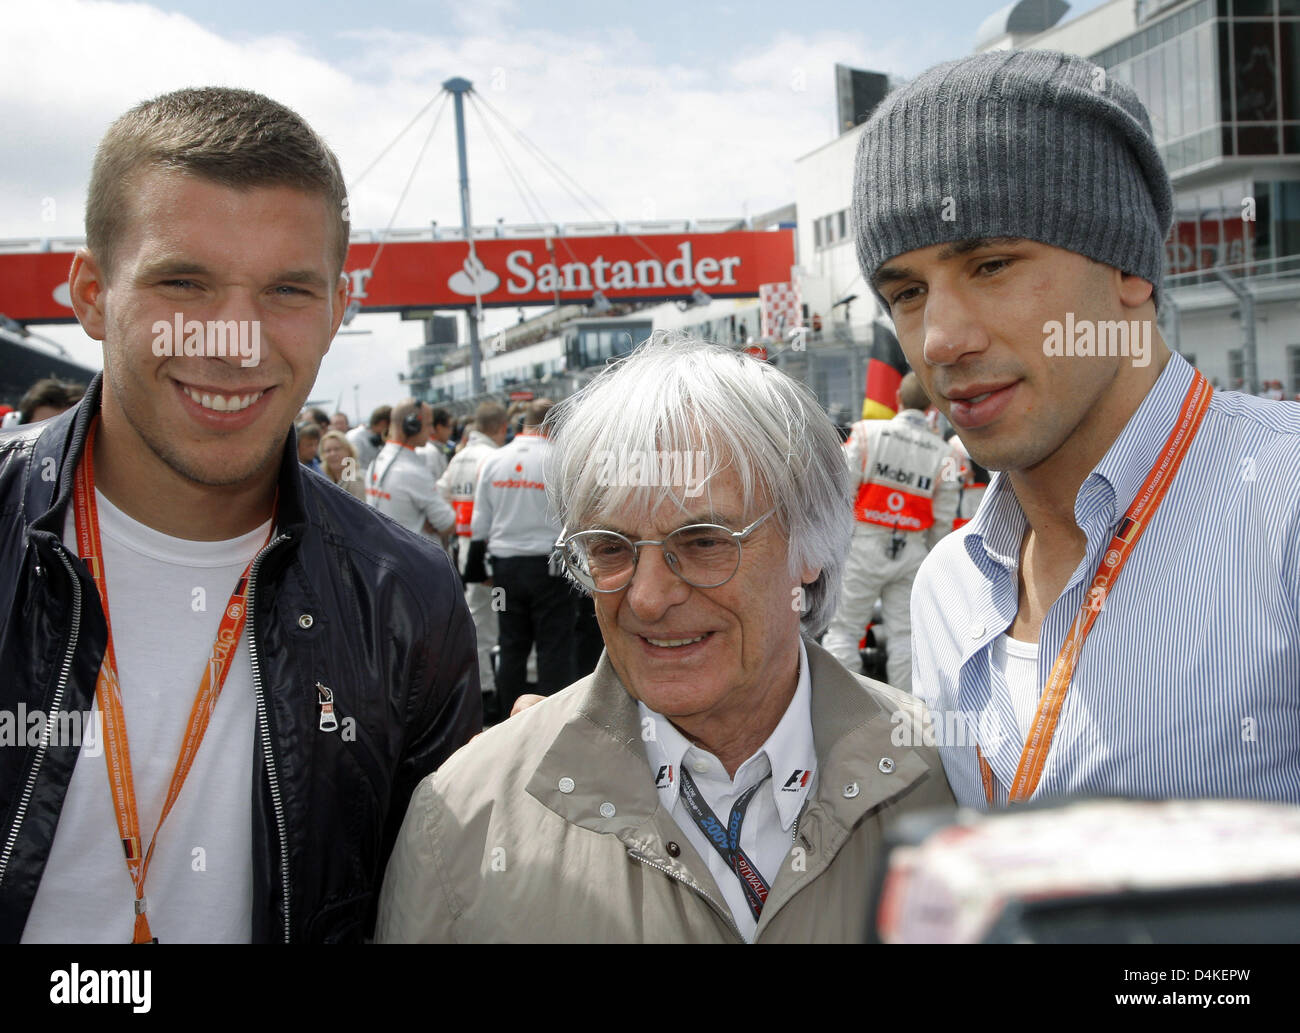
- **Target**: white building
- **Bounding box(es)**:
[792,0,1300,401]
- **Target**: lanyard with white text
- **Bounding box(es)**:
[73,418,275,943]
[978,370,1212,805]
[677,766,771,920]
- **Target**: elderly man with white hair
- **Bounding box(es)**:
[375,334,954,943]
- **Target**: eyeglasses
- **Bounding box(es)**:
[555,509,776,593]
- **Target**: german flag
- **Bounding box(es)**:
[862,320,909,420]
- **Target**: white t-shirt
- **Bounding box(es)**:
[22,491,267,943]
[991,633,1041,744]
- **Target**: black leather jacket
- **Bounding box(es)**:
[0,375,481,942]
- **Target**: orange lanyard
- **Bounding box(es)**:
[72,419,274,942]
[978,370,1212,805]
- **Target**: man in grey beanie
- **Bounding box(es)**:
[853,49,1300,811]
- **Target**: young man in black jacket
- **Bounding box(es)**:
[0,87,480,942]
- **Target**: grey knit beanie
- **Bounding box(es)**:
[853,49,1173,310]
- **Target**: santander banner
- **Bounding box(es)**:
[0,230,795,323]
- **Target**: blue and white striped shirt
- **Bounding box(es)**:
[911,352,1300,809]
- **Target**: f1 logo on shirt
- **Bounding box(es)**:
[782,769,812,791]
[654,764,674,788]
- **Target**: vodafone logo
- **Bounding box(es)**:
[887,491,905,512]
[1103,549,1120,568]
[515,463,522,472]
[226,602,243,621]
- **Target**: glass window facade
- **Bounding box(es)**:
[1165,176,1300,273]
[814,208,852,250]
[1278,180,1300,257]
[1229,348,1244,385]
[1094,0,1300,173]
[1281,20,1300,117]
[569,323,651,369]
[1234,21,1279,122]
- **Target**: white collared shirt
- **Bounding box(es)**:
[638,638,816,942]
[911,352,1300,809]
[365,441,456,538]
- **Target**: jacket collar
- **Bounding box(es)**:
[26,371,310,542]
[525,637,936,875]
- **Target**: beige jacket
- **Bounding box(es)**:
[375,640,955,943]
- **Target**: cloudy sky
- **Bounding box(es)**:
[2,0,1106,419]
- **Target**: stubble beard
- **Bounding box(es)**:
[967,431,1062,475]
[145,419,286,488]
[110,363,289,490]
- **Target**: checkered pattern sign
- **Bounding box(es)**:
[759,281,802,340]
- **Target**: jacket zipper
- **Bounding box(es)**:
[315,682,339,733]
[0,546,83,888]
[247,532,292,943]
[626,850,747,943]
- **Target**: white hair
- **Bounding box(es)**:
[544,331,854,636]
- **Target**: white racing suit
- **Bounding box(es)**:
[436,430,501,695]
[823,409,960,691]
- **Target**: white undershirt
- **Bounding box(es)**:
[22,490,265,943]
[991,633,1042,743]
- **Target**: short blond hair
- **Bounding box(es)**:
[320,429,356,458]
[86,87,349,282]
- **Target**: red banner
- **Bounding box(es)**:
[1166,213,1256,275]
[0,230,795,323]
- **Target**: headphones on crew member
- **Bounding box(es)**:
[401,407,424,438]
[375,406,424,490]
